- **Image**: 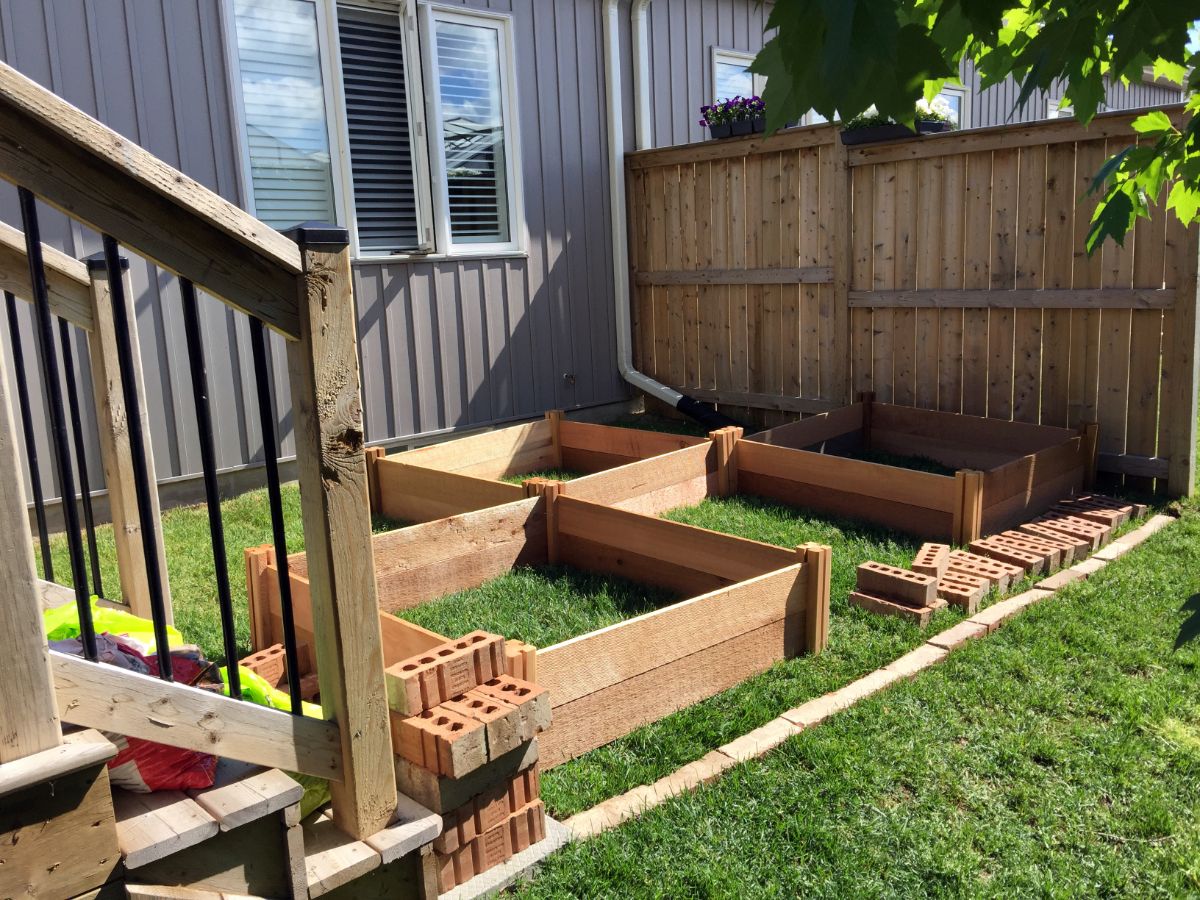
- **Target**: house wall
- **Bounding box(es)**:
[644,0,1184,147]
[0,0,631,503]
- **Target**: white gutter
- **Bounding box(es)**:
[603,0,682,407]
[631,0,654,151]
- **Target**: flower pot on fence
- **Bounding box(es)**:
[731,118,754,137]
[708,122,732,140]
[840,119,952,145]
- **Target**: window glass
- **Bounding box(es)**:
[714,59,754,99]
[233,0,336,229]
[337,5,421,253]
[432,18,510,244]
[936,89,965,127]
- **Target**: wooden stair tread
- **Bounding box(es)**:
[303,793,441,897]
[113,789,219,869]
[187,759,303,832]
[0,729,115,798]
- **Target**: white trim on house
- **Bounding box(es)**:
[223,0,524,261]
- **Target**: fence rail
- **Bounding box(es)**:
[626,105,1199,497]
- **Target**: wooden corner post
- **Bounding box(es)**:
[953,469,985,545]
[364,446,386,513]
[524,477,563,564]
[709,425,742,496]
[799,543,832,655]
[0,347,61,762]
[284,224,395,839]
[84,252,172,621]
[1167,223,1199,497]
[546,409,564,468]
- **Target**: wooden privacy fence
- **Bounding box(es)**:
[627,107,1200,496]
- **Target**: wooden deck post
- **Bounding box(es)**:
[1167,224,1199,497]
[799,543,832,655]
[84,253,172,621]
[284,225,395,840]
[0,344,61,762]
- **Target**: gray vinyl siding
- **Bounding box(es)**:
[0,0,628,503]
[647,0,1185,145]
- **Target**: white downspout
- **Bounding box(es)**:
[631,0,654,151]
[603,0,683,407]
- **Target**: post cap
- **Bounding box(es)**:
[282,222,349,251]
[83,250,129,272]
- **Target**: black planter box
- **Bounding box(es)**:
[731,119,754,137]
[708,122,732,140]
[840,119,952,145]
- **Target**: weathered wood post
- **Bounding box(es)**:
[0,344,60,761]
[1167,224,1199,497]
[284,224,395,839]
[84,252,172,620]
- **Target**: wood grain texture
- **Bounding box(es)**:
[52,651,342,779]
[0,61,301,336]
[0,219,91,328]
[285,243,393,838]
[0,351,61,762]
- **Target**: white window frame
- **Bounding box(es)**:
[711,47,765,101]
[936,84,970,129]
[223,0,526,262]
[419,3,524,256]
[1047,95,1073,119]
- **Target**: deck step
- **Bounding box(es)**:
[188,759,303,832]
[303,794,442,898]
[113,790,219,870]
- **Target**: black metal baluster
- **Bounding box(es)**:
[180,280,241,699]
[18,188,95,659]
[100,233,172,680]
[249,317,303,714]
[57,318,104,598]
[4,291,54,581]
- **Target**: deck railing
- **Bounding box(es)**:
[0,61,394,839]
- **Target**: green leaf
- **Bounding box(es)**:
[1086,189,1135,255]
[1131,111,1174,135]
[1087,145,1135,196]
[1167,180,1200,224]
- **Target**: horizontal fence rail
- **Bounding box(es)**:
[626,105,1199,496]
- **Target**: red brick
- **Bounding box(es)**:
[856,561,938,607]
[1017,521,1090,559]
[969,537,1046,574]
[473,675,552,737]
[391,706,487,777]
[936,572,988,613]
[1054,494,1132,527]
[445,690,525,759]
[848,590,943,627]
[1029,514,1111,548]
[946,551,1022,592]
[912,543,950,579]
[384,632,506,715]
[1000,529,1078,566]
[988,533,1062,570]
[240,644,287,688]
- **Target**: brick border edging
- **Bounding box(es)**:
[562,513,1177,841]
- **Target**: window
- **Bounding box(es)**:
[336,5,425,254]
[936,85,969,128]
[711,48,765,101]
[1047,96,1074,118]
[228,0,522,258]
[422,8,519,249]
[231,0,337,230]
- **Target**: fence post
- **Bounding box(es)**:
[1167,225,1199,497]
[284,224,395,840]
[84,253,172,621]
[832,136,853,405]
[0,344,61,762]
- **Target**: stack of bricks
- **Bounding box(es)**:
[384,631,551,894]
[238,643,320,701]
[911,542,990,614]
[848,561,944,627]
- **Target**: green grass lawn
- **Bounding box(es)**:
[397,566,678,649]
[522,498,1200,897]
[499,469,581,485]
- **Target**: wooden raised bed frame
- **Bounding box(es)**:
[247,495,831,769]
[745,399,1097,542]
[365,411,707,524]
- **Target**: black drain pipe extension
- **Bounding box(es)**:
[675,394,744,431]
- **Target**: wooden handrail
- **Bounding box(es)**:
[0,62,303,338]
[0,220,91,329]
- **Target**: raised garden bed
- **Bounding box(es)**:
[364,412,707,524]
[245,495,831,769]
